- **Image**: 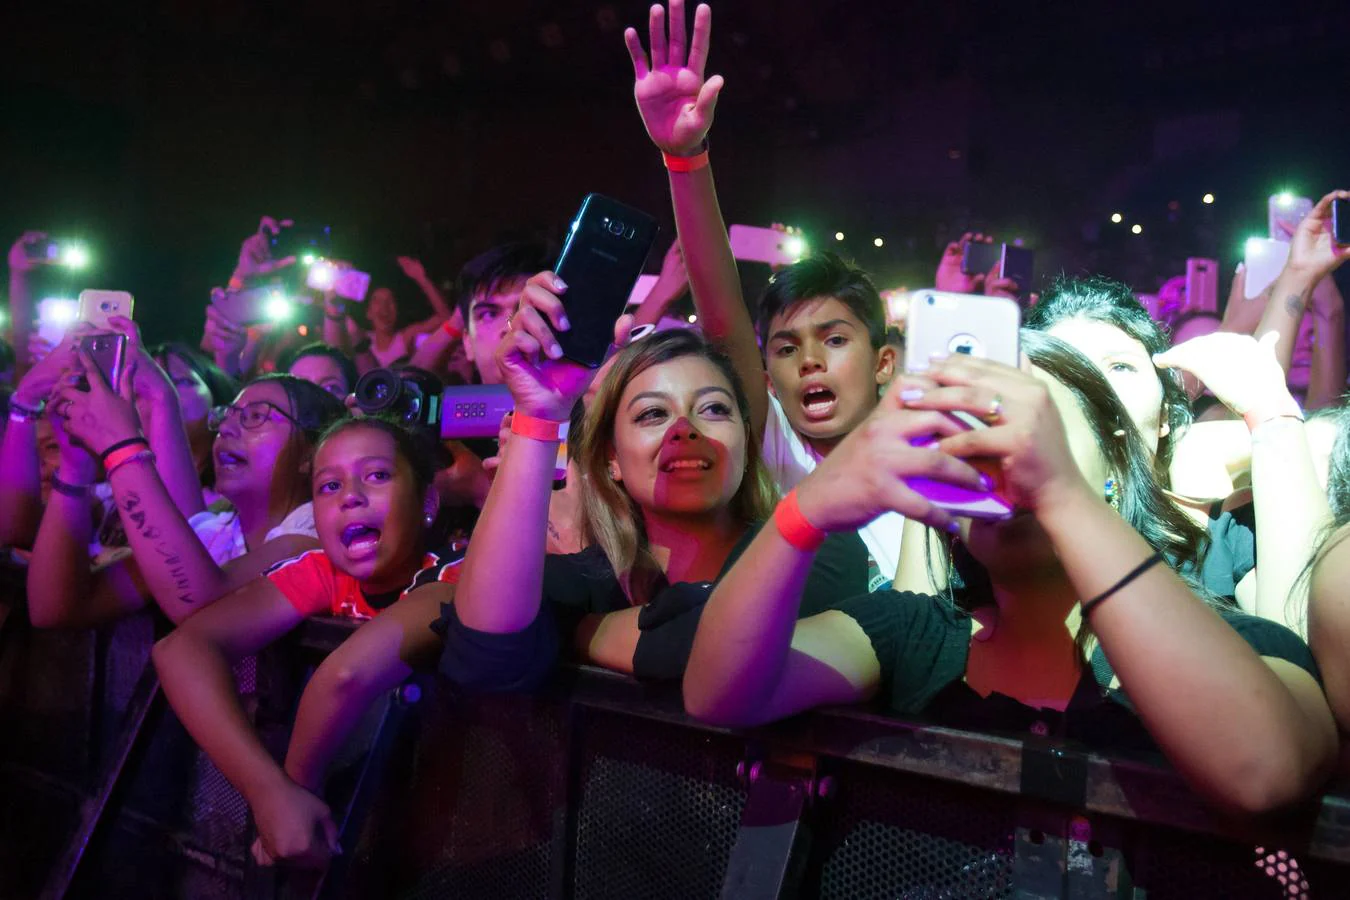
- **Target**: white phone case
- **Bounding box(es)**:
[78,290,135,332]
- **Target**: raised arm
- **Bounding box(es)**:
[631,241,690,328]
[7,232,49,376]
[1305,276,1346,412]
[1308,525,1350,740]
[625,1,766,437]
[1155,332,1331,634]
[152,577,336,866]
[0,332,78,548]
[1254,190,1350,376]
[46,346,314,623]
[453,272,609,634]
[684,387,982,725]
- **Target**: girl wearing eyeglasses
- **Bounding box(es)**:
[27,317,345,628]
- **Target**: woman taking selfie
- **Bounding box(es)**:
[431,272,872,692]
[684,332,1336,815]
[28,318,344,627]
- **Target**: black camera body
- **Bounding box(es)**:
[353,367,444,432]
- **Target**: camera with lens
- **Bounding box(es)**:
[353,367,444,432]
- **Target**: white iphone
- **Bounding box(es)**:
[728,225,806,266]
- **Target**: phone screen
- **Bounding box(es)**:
[1333,198,1350,246]
[553,194,659,367]
[960,241,999,276]
[999,246,1034,292]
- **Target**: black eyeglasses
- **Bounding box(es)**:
[208,400,303,433]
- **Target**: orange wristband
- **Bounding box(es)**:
[774,489,827,552]
[102,441,151,474]
[227,275,246,291]
[510,412,569,443]
[663,149,709,173]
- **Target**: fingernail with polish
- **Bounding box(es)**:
[558,315,571,331]
[548,344,563,359]
[900,388,924,402]
[553,276,568,291]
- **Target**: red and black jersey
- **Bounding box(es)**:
[266,547,464,619]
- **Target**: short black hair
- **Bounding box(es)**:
[279,342,359,392]
[456,242,551,321]
[756,251,886,351]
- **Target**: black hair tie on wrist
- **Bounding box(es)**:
[99,436,149,463]
[1080,551,1165,618]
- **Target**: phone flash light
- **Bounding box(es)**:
[1110,213,1123,224]
[1276,192,1296,208]
[265,292,293,322]
[834,232,845,241]
[309,261,337,290]
[1245,237,1266,256]
[61,245,90,269]
[1202,193,1215,205]
[873,237,884,248]
[784,236,807,259]
[1131,224,1143,235]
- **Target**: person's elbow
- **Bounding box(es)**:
[1213,743,1334,816]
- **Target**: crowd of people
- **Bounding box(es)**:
[3,0,1350,873]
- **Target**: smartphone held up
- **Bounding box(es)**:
[553,194,659,367]
[902,291,1020,521]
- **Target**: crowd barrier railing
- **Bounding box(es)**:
[2,604,1348,900]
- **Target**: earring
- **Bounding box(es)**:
[1103,476,1119,510]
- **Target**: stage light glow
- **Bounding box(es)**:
[834,232,845,241]
[301,253,317,265]
[1202,193,1215,204]
[41,298,79,325]
[873,237,884,247]
[1131,224,1143,234]
[1110,213,1123,224]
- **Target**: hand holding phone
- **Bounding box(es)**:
[901,291,1021,521]
[553,194,658,367]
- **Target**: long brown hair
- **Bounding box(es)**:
[575,330,776,605]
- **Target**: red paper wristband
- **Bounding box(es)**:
[774,489,827,552]
[1243,396,1304,432]
[227,275,246,291]
[441,320,464,340]
[663,149,709,173]
[510,412,568,443]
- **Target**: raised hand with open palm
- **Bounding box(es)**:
[624,1,723,156]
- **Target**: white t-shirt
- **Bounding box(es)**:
[187,502,319,566]
[762,394,903,589]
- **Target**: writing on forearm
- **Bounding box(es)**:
[120,491,195,605]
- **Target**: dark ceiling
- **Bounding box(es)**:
[3,1,1347,339]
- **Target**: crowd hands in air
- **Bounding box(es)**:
[3,0,1350,870]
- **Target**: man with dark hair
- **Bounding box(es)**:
[455,242,551,384]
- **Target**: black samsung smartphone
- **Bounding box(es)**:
[1000,245,1035,292]
[553,194,659,367]
[960,240,1000,276]
[80,332,127,390]
[23,239,61,264]
[270,223,332,261]
[1333,198,1350,246]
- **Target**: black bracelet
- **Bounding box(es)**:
[50,472,93,498]
[99,436,149,463]
[9,398,45,419]
[1080,551,1165,617]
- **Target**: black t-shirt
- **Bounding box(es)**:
[830,589,1318,752]
[436,523,869,691]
